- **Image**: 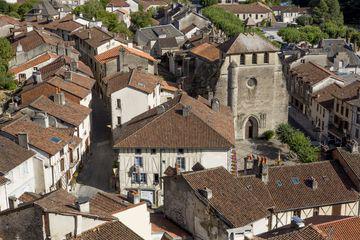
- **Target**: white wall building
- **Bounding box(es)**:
[113,93,235,207]
[104,69,162,129]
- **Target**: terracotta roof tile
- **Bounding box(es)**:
[10,52,58,74]
[257,225,326,240]
[29,95,91,126]
[18,192,41,203]
[0,135,35,173]
[291,62,342,85]
[113,93,235,149]
[190,43,220,62]
[47,76,91,99]
[315,217,360,240]
[334,148,360,182]
[150,213,191,238]
[311,83,340,110]
[181,167,269,228]
[72,27,115,48]
[331,80,360,101]
[105,69,161,96]
[94,44,156,63]
[243,161,359,212]
[107,0,130,7]
[1,116,73,155]
[217,2,272,14]
[71,221,144,240]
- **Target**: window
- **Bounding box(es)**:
[132,173,147,184]
[240,54,245,65]
[154,173,159,184]
[291,177,300,185]
[357,114,360,124]
[313,207,319,216]
[356,129,359,138]
[293,210,301,217]
[135,149,142,155]
[117,99,121,109]
[264,52,269,63]
[177,149,184,154]
[336,103,339,112]
[60,158,65,171]
[134,156,143,167]
[256,14,258,19]
[341,106,344,115]
[345,108,349,117]
[60,149,64,156]
[176,157,186,171]
[117,116,121,125]
[151,149,156,155]
[252,53,257,64]
[140,173,147,183]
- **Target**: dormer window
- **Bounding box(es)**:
[252,53,257,64]
[264,52,269,63]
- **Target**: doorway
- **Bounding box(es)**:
[245,117,258,139]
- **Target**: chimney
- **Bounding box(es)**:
[199,187,212,200]
[182,105,191,117]
[72,14,76,21]
[175,163,180,175]
[26,25,33,32]
[8,196,18,209]
[16,42,23,53]
[33,70,42,83]
[64,70,71,81]
[260,157,269,184]
[79,13,83,18]
[88,31,91,39]
[310,176,318,190]
[54,92,66,105]
[127,190,140,204]
[70,58,77,72]
[252,155,260,175]
[76,197,90,213]
[348,139,359,153]
[33,112,49,128]
[157,105,166,114]
[8,102,18,113]
[118,47,125,72]
[18,132,29,149]
[211,98,220,112]
[244,154,253,175]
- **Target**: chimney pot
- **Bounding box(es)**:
[54,92,66,105]
[310,176,318,190]
[182,105,191,117]
[211,98,220,112]
[127,190,140,204]
[199,187,212,200]
[76,197,90,212]
[64,70,71,82]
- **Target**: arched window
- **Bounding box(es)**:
[240,54,245,65]
[264,52,269,63]
[252,53,257,64]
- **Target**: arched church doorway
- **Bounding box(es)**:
[245,117,258,139]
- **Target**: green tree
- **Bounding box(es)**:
[278,27,303,43]
[0,37,14,65]
[300,25,327,45]
[325,0,343,25]
[130,8,153,30]
[0,37,16,90]
[200,0,217,7]
[312,0,329,24]
[296,15,313,26]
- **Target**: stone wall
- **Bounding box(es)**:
[0,205,44,240]
[163,176,229,240]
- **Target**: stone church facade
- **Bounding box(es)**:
[187,33,288,140]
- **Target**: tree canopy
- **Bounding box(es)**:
[0,37,16,90]
[278,25,327,45]
[74,0,132,36]
[0,0,37,19]
[130,6,153,30]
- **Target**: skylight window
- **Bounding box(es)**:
[137,82,145,87]
[276,180,283,187]
[291,177,300,185]
[50,136,62,143]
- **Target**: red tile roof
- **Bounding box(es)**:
[190,43,220,62]
[10,52,58,74]
[94,44,156,63]
[315,217,360,240]
[151,213,191,238]
[107,0,130,7]
[113,93,235,149]
[217,2,272,14]
[71,221,144,240]
[47,76,91,99]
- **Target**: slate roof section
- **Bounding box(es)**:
[291,62,342,85]
[0,135,35,173]
[190,43,220,62]
[1,116,73,156]
[219,33,278,54]
[104,69,161,96]
[113,93,235,149]
[181,167,269,228]
[29,95,91,126]
[156,37,178,48]
[217,2,272,14]
[257,161,358,212]
[94,44,156,63]
[71,221,144,240]
[137,24,183,42]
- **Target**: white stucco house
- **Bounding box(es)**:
[104,69,162,129]
[0,115,81,194]
[112,93,235,207]
[0,189,151,240]
[0,136,36,211]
